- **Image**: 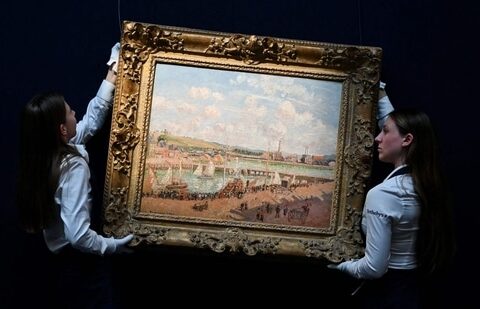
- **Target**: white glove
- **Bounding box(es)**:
[107,42,120,73]
[377,81,394,128]
[113,234,134,254]
[328,261,354,273]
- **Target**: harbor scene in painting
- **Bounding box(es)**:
[141,63,342,228]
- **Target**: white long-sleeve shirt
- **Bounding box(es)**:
[337,165,420,279]
[43,80,118,255]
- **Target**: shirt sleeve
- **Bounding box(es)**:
[57,157,116,255]
[377,95,394,128]
[336,187,398,279]
[70,80,115,144]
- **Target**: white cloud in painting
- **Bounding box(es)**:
[245,96,267,118]
[177,102,197,114]
[204,105,221,118]
[276,100,313,125]
[151,65,341,155]
[152,95,173,110]
[189,86,224,101]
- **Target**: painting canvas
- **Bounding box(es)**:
[103,21,382,262]
[142,64,340,229]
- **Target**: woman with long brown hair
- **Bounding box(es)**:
[16,43,133,308]
[330,83,455,308]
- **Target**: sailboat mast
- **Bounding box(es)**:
[223,146,227,185]
[265,145,269,183]
[179,159,183,178]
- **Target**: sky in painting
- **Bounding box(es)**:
[151,63,342,156]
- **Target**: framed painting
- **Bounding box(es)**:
[103,21,382,262]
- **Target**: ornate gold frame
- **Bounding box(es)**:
[103,21,381,262]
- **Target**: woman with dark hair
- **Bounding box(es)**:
[330,83,455,308]
[16,43,133,308]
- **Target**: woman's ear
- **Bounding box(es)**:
[59,123,67,138]
[402,133,414,147]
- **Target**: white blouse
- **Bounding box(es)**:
[337,165,420,279]
[43,80,118,255]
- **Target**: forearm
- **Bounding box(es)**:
[70,80,115,144]
[66,224,116,255]
[337,252,389,279]
[379,88,387,100]
[337,191,392,279]
[377,81,394,128]
[59,159,116,255]
[105,65,116,84]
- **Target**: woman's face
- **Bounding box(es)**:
[63,102,77,140]
[375,117,410,167]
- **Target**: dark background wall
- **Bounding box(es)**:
[1,0,477,307]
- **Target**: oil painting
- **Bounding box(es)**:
[103,21,382,262]
[142,64,341,229]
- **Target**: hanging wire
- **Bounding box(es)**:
[117,0,122,34]
[356,0,363,44]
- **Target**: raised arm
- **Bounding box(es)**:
[377,81,394,128]
[69,43,119,145]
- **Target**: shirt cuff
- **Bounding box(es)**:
[104,237,117,254]
[96,80,115,103]
[377,95,394,120]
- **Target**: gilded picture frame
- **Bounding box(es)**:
[103,21,382,262]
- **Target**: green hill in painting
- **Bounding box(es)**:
[160,134,263,156]
[163,134,223,150]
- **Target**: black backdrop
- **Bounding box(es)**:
[1,0,477,307]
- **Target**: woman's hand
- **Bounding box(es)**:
[107,42,120,73]
[106,66,116,84]
[105,42,120,84]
